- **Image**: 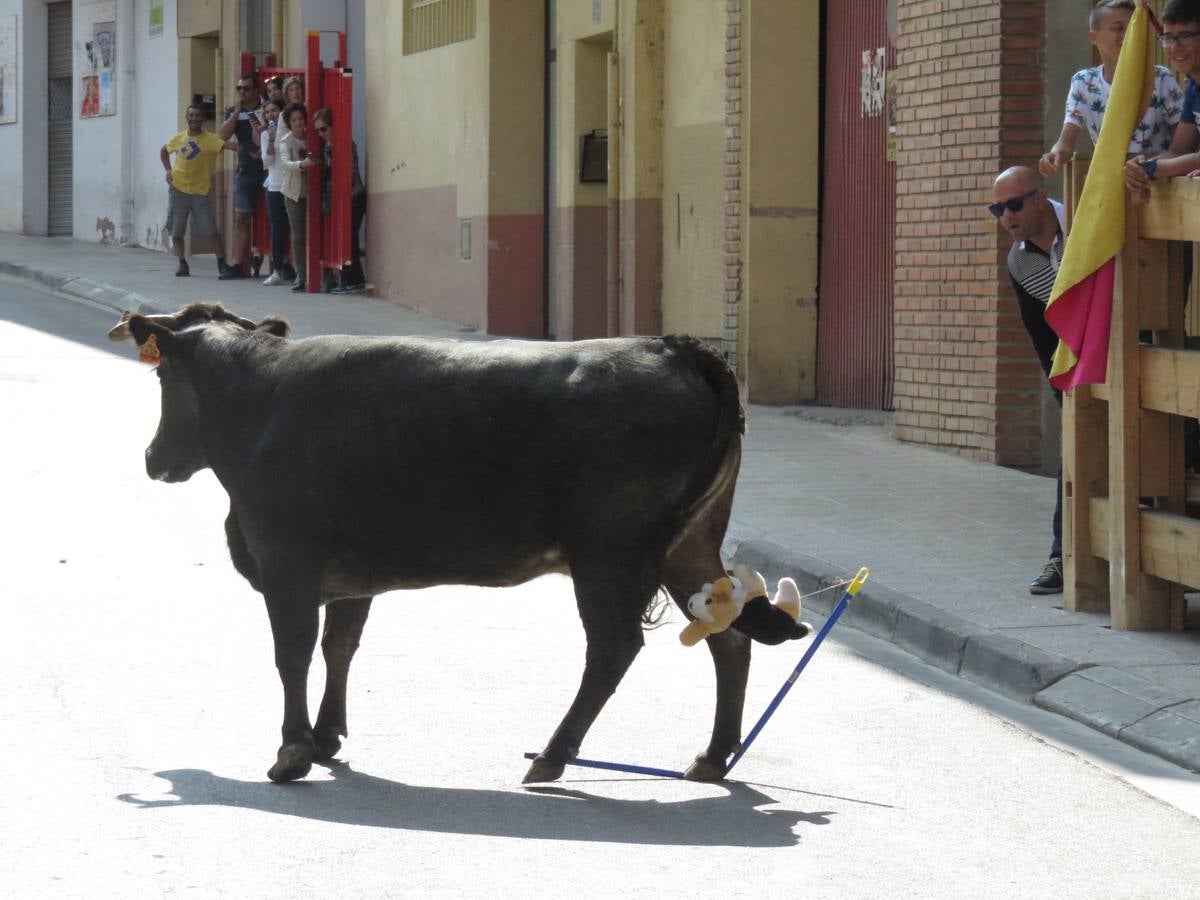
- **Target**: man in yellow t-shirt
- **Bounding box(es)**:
[159,104,235,277]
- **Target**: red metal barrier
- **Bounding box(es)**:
[304,30,354,292]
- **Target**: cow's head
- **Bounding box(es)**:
[109,304,290,483]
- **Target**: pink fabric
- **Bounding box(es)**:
[1047,257,1115,391]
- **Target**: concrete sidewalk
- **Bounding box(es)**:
[4,233,1199,773]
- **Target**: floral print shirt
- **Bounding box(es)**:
[1064,65,1183,154]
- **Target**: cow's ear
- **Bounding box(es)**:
[126,315,179,357]
[256,316,290,338]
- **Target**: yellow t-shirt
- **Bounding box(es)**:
[166,130,227,197]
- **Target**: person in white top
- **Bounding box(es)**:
[278,102,310,292]
[1040,0,1184,176]
[259,101,294,286]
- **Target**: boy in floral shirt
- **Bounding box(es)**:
[1040,0,1183,176]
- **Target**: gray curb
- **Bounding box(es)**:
[726,534,1200,773]
[0,259,167,318]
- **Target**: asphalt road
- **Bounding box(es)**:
[4,283,1200,899]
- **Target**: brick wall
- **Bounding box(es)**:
[723,0,742,368]
[893,0,1047,466]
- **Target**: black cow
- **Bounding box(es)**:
[110,303,804,784]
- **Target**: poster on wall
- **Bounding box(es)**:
[0,15,16,125]
[149,0,163,38]
[81,2,116,117]
[860,47,885,118]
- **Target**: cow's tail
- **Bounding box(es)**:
[642,337,744,627]
[669,335,745,524]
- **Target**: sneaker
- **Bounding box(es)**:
[218,264,246,281]
[251,254,263,278]
[290,280,306,293]
[1030,557,1063,595]
[262,271,286,286]
[217,258,230,276]
[331,283,366,295]
[175,259,190,277]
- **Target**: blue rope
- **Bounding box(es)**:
[522,570,864,781]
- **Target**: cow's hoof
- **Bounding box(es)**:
[522,755,565,784]
[684,754,728,782]
[312,730,342,762]
[268,742,314,783]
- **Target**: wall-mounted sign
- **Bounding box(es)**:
[0,15,16,125]
[81,1,116,118]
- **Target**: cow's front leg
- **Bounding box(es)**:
[264,591,320,783]
[523,574,649,784]
[313,596,373,761]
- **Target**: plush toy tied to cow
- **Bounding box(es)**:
[680,564,812,646]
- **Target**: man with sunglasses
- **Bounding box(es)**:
[216,72,267,280]
[992,166,1066,594]
[1126,0,1200,200]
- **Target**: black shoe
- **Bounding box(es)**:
[218,264,246,281]
[1030,557,1063,595]
[217,258,230,276]
[175,259,190,277]
[251,254,263,278]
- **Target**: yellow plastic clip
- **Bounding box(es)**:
[847,566,870,597]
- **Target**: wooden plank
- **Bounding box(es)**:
[1139,511,1200,593]
[1139,176,1200,242]
[1141,346,1200,418]
[1089,498,1200,593]
[1108,214,1176,630]
[1064,386,1110,612]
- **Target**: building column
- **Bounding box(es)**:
[892,0,1047,465]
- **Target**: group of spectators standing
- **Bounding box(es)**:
[159,70,367,295]
[993,0,1200,595]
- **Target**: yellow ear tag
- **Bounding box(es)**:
[138,333,161,364]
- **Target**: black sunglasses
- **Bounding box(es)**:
[988,188,1039,218]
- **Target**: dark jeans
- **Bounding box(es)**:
[266,190,290,272]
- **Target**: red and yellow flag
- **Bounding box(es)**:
[1046,2,1157,390]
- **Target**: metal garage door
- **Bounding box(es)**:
[815,0,895,409]
[47,2,72,237]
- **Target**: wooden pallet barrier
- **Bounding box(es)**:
[1062,159,1191,631]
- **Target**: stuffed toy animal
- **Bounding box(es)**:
[680,566,812,646]
[679,576,744,646]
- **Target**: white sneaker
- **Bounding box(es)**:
[262,271,285,286]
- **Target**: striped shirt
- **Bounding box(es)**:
[1006,199,1065,381]
[1006,199,1066,305]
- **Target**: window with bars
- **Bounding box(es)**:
[404,0,476,55]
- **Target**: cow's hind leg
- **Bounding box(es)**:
[263,587,321,783]
[523,568,654,784]
[313,596,373,761]
[663,499,750,782]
